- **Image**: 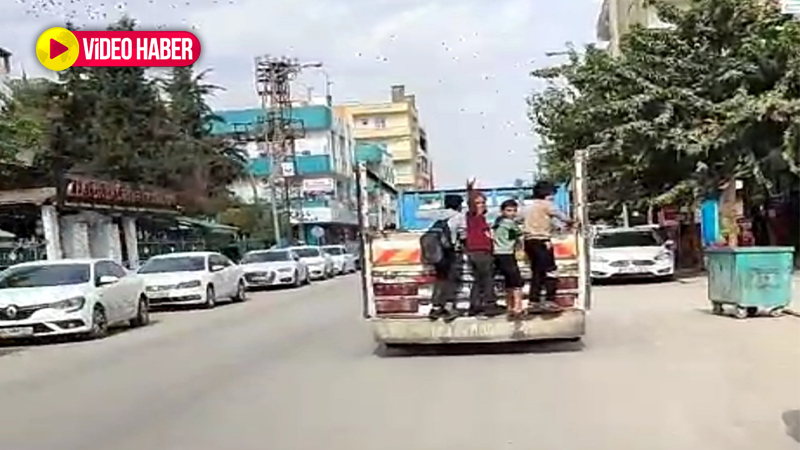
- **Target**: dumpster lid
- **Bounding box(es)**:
[704,246,795,254]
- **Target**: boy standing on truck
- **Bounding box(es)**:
[493,199,524,318]
[465,192,501,318]
[524,181,573,312]
[428,194,466,321]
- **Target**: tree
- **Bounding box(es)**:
[529,0,800,210]
[162,65,246,213]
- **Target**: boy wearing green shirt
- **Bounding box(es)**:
[493,199,524,318]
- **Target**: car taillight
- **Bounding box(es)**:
[374,283,418,297]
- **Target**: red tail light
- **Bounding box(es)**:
[374,283,418,297]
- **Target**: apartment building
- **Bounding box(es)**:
[0,48,11,102]
[597,0,685,54]
[354,142,398,229]
[339,85,434,191]
[214,101,359,245]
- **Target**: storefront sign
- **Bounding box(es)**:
[65,177,178,208]
[302,178,334,193]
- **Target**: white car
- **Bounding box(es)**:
[137,252,246,309]
[322,245,356,275]
[0,259,149,340]
[289,246,334,280]
[590,228,675,281]
[240,249,310,288]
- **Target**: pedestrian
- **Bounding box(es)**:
[465,191,501,318]
[428,194,465,321]
[523,181,573,312]
[493,199,525,318]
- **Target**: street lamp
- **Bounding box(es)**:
[301,62,331,106]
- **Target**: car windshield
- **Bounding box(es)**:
[322,247,344,255]
[138,256,206,274]
[0,264,91,288]
[595,232,660,248]
[293,248,320,258]
[241,251,290,263]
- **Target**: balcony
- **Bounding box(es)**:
[211,105,333,137]
[247,154,333,177]
[354,143,386,163]
[354,126,411,140]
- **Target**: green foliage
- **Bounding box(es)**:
[0,16,246,214]
[529,0,800,209]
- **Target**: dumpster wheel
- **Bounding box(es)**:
[733,306,749,320]
[711,302,724,315]
[768,307,785,318]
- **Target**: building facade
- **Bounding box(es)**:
[0,48,11,104]
[216,102,359,245]
[339,85,434,192]
[597,0,685,54]
[354,143,398,229]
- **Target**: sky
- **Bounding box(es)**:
[0,0,602,188]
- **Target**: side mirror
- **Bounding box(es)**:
[210,264,225,272]
[97,275,119,286]
[664,239,675,250]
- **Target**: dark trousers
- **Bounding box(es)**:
[467,251,495,311]
[431,252,459,308]
[524,239,557,303]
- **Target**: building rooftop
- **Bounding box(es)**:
[211,105,333,136]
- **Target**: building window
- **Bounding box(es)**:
[360,118,369,126]
[374,117,386,129]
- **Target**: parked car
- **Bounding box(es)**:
[137,251,246,309]
[289,246,334,280]
[322,245,357,275]
[240,249,310,289]
[0,259,149,340]
[590,228,675,281]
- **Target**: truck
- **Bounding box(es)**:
[355,151,591,346]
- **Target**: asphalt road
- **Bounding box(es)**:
[0,275,797,450]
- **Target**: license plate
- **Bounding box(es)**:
[620,266,644,274]
[251,276,268,281]
[0,327,33,338]
[148,291,170,298]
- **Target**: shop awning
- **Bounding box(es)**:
[176,217,239,234]
[0,188,57,206]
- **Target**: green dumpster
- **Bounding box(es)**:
[705,246,795,319]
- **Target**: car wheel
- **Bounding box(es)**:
[232,280,247,303]
[130,295,150,327]
[203,285,216,309]
[304,272,311,285]
[87,305,109,340]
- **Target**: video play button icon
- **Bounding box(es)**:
[36,27,80,71]
[50,39,69,59]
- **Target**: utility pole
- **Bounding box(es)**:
[254,55,317,245]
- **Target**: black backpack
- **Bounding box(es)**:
[420,218,454,265]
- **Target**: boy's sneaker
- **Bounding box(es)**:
[483,304,504,317]
[428,307,445,321]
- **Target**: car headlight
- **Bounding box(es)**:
[655,251,672,262]
[591,255,608,263]
[176,280,201,289]
[50,296,86,312]
[278,267,293,273]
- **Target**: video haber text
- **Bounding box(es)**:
[82,37,194,61]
